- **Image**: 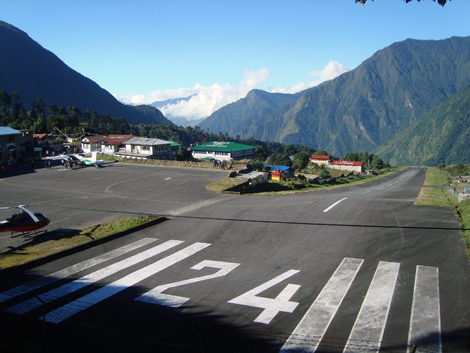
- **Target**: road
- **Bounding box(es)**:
[0,164,469,353]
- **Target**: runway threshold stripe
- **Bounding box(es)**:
[343,261,400,353]
[6,240,183,315]
[42,242,211,323]
[0,238,157,304]
[407,266,441,353]
[323,198,348,213]
[280,257,363,353]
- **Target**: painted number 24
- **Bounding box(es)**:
[136,260,301,325]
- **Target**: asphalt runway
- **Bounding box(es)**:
[0,164,469,353]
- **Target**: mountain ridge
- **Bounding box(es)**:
[0,20,171,125]
[198,36,470,158]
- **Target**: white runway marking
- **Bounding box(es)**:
[360,191,371,194]
[407,266,441,353]
[42,242,210,323]
[323,198,348,213]
[0,238,157,304]
[343,261,400,353]
[164,177,171,180]
[228,269,301,324]
[280,257,363,353]
[377,187,384,190]
[7,240,183,314]
[136,260,240,308]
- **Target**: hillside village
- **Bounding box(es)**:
[1,127,367,184]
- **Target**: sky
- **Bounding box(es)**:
[1,0,470,122]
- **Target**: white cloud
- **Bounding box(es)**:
[269,61,351,94]
[115,68,272,121]
[113,63,351,122]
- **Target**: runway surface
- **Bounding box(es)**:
[0,164,469,352]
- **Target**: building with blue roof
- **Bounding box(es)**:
[263,165,295,178]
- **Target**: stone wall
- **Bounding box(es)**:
[113,157,246,170]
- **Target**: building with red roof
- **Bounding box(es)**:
[309,155,332,166]
[329,160,364,173]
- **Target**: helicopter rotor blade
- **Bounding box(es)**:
[18,205,40,223]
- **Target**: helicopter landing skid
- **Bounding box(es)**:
[11,229,49,239]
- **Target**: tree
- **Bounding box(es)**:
[0,90,12,118]
[356,0,448,6]
[292,151,311,170]
[315,149,328,156]
[255,146,268,161]
[48,104,59,115]
[32,98,45,116]
[283,145,297,157]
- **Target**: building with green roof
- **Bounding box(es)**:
[190,141,256,161]
[168,140,181,160]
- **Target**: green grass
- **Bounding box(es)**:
[416,167,470,261]
[0,216,149,269]
[205,178,247,192]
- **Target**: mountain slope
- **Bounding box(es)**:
[374,84,470,166]
[0,21,171,125]
[198,89,306,136]
[202,36,470,156]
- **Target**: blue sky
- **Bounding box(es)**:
[1,0,469,121]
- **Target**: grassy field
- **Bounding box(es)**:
[0,216,149,269]
[416,167,470,260]
[205,177,247,192]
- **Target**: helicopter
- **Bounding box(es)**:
[0,205,50,237]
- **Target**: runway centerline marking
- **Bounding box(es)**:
[360,191,371,195]
[323,198,348,213]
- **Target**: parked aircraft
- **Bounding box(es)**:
[48,152,105,168]
[0,205,50,237]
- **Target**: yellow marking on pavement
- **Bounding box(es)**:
[178,176,205,185]
[104,173,185,204]
[0,179,99,196]
[49,217,71,225]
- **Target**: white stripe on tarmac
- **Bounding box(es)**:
[280,257,363,353]
[42,242,211,323]
[407,266,441,353]
[343,261,400,353]
[323,198,348,213]
[7,240,183,315]
[0,238,157,304]
[360,191,371,195]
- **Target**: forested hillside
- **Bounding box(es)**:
[374,84,470,166]
[199,36,470,158]
[198,89,306,137]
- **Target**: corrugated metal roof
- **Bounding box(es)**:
[190,141,256,152]
[237,171,267,180]
[0,126,21,136]
[263,165,294,172]
[125,137,171,146]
